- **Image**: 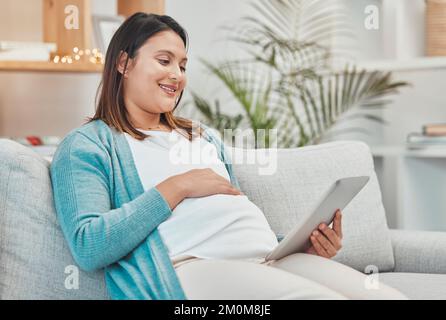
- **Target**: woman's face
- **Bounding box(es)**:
[121,30,188,123]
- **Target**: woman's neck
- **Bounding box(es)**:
[125,98,163,130]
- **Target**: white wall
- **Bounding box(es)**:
[382,0,425,60]
[345,0,426,61]
[165,0,257,119]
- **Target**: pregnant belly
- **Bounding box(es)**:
[157,194,278,259]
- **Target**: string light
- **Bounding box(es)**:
[51,47,104,66]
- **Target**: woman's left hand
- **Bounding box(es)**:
[305,210,343,259]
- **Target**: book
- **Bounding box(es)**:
[0,41,56,51]
[407,132,446,149]
[407,143,446,150]
[0,47,51,61]
[0,41,57,61]
[408,132,446,143]
[423,123,446,136]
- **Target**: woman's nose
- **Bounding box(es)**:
[168,71,183,82]
[168,65,183,81]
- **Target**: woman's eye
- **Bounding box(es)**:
[158,59,186,72]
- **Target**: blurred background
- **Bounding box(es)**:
[0,0,445,231]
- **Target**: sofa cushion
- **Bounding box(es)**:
[231,141,395,272]
[380,273,446,300]
[0,139,108,300]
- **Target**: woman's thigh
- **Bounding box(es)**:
[175,258,347,300]
[269,253,408,300]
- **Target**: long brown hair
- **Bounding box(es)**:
[87,12,202,141]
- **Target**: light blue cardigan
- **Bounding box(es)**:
[50,119,240,300]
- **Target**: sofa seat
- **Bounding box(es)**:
[380,273,446,300]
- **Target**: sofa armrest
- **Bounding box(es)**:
[390,229,446,274]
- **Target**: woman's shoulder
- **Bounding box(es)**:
[52,120,114,162]
[197,123,222,142]
[74,119,112,140]
[60,120,113,147]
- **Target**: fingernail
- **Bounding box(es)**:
[319,224,326,230]
[313,231,318,236]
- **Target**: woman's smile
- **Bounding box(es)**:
[159,83,177,97]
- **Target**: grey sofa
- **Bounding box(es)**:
[1,138,445,300]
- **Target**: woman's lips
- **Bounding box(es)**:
[159,84,177,97]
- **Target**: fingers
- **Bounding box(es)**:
[310,234,329,258]
[221,183,243,195]
[213,173,243,196]
[201,172,241,196]
[196,168,243,196]
[311,230,337,258]
[333,210,343,239]
[318,223,342,251]
[211,171,241,191]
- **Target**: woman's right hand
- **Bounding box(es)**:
[155,168,243,210]
[178,168,242,198]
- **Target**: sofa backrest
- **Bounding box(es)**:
[231,141,395,273]
[0,139,108,300]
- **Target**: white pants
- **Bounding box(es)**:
[175,253,408,300]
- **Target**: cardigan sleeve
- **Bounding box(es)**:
[50,132,172,272]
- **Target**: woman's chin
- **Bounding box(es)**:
[153,98,177,113]
[159,105,176,113]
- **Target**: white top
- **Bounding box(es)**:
[124,128,278,262]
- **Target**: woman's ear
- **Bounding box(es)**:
[117,50,132,78]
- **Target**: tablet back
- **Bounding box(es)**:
[265,176,370,261]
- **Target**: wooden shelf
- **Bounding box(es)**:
[0,0,164,74]
[0,60,103,73]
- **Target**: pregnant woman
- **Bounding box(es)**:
[50,12,406,300]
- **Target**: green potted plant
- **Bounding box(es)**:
[190,0,408,148]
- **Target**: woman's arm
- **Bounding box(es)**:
[50,133,174,272]
[156,176,188,210]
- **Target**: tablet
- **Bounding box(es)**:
[265,176,370,261]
